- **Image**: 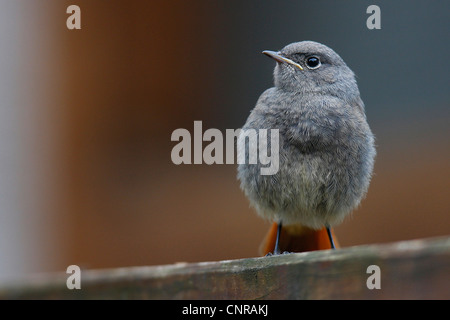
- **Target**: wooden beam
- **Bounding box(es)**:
[1,236,449,299]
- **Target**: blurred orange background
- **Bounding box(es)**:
[0,1,448,281]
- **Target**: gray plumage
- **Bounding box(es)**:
[237,41,376,229]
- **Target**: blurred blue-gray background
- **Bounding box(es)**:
[0,0,448,281]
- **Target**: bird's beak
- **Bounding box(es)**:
[262,50,303,71]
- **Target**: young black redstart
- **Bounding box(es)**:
[237,41,376,254]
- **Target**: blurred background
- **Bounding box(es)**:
[0,0,448,282]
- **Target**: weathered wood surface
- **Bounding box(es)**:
[1,236,449,299]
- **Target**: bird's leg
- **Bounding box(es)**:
[273,221,282,255]
[326,225,336,249]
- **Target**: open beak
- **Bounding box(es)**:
[262,50,303,71]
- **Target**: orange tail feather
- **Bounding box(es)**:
[259,222,339,256]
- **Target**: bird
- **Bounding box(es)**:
[237,41,376,255]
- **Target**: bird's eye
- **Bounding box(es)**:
[305,56,321,69]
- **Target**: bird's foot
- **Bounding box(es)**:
[265,251,293,256]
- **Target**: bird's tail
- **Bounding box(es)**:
[259,222,339,256]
